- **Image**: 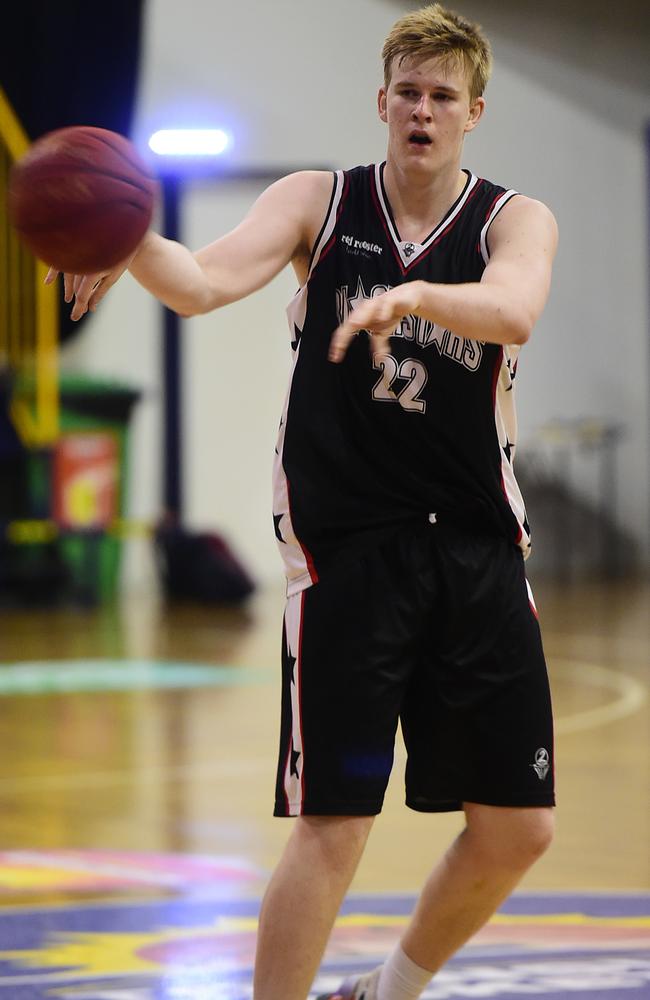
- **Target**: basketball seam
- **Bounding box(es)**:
[84,130,156,183]
[13,164,155,199]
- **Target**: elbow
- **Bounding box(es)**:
[504,306,533,346]
[510,321,532,346]
[170,304,200,319]
[176,303,206,319]
[173,289,219,319]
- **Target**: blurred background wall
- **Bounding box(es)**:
[59,0,650,588]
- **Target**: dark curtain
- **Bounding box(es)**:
[1,0,146,342]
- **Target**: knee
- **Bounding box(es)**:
[464,805,555,871]
[293,814,375,865]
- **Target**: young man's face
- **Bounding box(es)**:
[378,54,485,174]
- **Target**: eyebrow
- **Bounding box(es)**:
[394,80,462,94]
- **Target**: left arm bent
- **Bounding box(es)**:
[329,197,558,362]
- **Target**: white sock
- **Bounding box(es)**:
[376,944,433,1000]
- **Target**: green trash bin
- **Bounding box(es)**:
[52,373,141,603]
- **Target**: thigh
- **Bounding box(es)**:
[402,525,555,812]
[274,534,430,817]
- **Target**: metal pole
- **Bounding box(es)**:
[161,175,182,520]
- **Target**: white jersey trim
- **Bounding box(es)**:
[374,164,480,268]
[272,336,317,595]
[493,344,531,558]
[272,174,348,596]
[483,189,529,556]
[479,189,519,264]
[307,170,345,281]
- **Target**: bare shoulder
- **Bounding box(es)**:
[489,194,558,248]
[253,170,334,223]
[265,171,336,279]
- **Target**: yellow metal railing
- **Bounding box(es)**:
[0,86,59,446]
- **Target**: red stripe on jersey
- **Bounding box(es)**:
[296,591,306,811]
[370,171,485,275]
[526,580,540,620]
[484,191,504,223]
[370,173,404,272]
[286,478,319,586]
[281,730,292,815]
[281,592,308,815]
[319,233,336,266]
[312,174,351,271]
[415,179,485,272]
[281,608,292,814]
[491,345,508,497]
[338,174,351,218]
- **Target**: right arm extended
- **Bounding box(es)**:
[55,170,333,321]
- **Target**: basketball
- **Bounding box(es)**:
[7,125,157,274]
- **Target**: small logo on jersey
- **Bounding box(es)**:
[341,234,383,257]
[402,242,417,258]
[531,748,550,781]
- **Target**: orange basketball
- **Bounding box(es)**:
[8,125,158,274]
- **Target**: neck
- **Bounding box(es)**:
[382,158,467,241]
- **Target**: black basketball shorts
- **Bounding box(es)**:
[274,519,555,817]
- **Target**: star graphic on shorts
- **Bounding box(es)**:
[273,513,285,543]
[523,515,531,537]
[290,742,302,778]
[291,324,302,352]
[502,439,514,463]
[286,651,297,684]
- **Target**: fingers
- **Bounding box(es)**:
[329,319,361,363]
[44,265,118,321]
[370,331,394,358]
[329,294,403,363]
[329,315,397,363]
[70,273,105,321]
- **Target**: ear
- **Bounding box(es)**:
[378,87,388,124]
[464,96,486,134]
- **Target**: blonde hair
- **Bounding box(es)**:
[382,3,492,102]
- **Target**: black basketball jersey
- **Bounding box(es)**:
[273,163,530,596]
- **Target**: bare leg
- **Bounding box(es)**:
[253,814,375,1000]
[400,804,555,974]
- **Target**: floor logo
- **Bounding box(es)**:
[0,891,647,998]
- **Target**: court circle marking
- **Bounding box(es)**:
[0,657,646,796]
[549,657,648,735]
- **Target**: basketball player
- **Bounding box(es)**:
[54,5,558,1000]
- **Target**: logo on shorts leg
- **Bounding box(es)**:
[531,747,550,781]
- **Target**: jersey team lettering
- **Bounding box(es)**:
[336,277,483,373]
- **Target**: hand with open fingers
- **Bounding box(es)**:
[329,282,422,363]
[44,255,135,322]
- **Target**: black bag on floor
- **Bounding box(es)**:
[155,526,255,604]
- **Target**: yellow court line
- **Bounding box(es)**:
[107,912,648,934]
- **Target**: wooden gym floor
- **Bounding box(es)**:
[0,574,648,900]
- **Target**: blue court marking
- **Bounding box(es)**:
[0,891,647,998]
[0,660,271,695]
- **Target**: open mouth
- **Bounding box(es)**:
[409,132,432,145]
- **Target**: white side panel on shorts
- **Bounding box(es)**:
[282,592,305,815]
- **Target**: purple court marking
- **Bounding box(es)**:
[0,891,647,998]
